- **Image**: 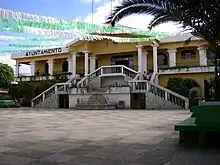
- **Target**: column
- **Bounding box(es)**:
[83,50,89,76]
[167,49,177,67]
[47,60,54,76]
[15,62,20,77]
[136,45,143,73]
[89,56,96,73]
[152,43,159,73]
[67,58,72,73]
[30,62,36,76]
[142,52,148,73]
[71,53,76,77]
[198,46,208,66]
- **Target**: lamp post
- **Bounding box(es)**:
[215,58,220,100]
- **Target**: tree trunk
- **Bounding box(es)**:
[215,47,220,101]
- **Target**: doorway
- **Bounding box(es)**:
[111,55,134,68]
[130,93,146,109]
[59,94,69,108]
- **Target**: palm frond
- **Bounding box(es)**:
[106,0,168,26]
[148,12,180,29]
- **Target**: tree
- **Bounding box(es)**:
[106,0,220,100]
[0,63,14,89]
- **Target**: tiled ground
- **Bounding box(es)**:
[0,108,219,165]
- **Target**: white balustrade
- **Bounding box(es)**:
[31,82,71,107]
[77,65,138,87]
[129,80,189,109]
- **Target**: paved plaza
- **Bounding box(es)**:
[0,109,219,165]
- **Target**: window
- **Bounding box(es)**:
[157,52,167,66]
[207,50,216,61]
[181,50,196,59]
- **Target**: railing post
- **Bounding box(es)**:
[101,67,103,75]
[42,94,45,101]
[55,85,58,92]
[31,101,34,107]
[185,99,189,109]
[165,91,168,100]
[146,82,149,91]
[121,66,124,74]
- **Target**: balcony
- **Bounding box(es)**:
[159,62,215,75]
[14,72,73,82]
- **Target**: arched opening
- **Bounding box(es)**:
[44,63,49,75]
[157,52,168,66]
[62,60,68,72]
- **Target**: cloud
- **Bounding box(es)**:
[0,55,30,75]
[84,0,183,34]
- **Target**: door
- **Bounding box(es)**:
[130,93,146,109]
[59,94,69,108]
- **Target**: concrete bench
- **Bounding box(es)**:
[175,103,220,148]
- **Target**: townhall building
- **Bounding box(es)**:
[11,33,215,109]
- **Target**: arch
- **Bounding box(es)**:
[44,63,49,74]
[207,50,216,61]
[88,94,107,105]
[62,60,68,72]
[157,52,168,66]
[184,79,201,98]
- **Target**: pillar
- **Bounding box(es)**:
[89,56,96,73]
[71,53,76,77]
[47,60,54,76]
[136,45,143,73]
[83,50,89,76]
[30,62,36,76]
[142,52,148,73]
[198,46,208,66]
[15,62,20,77]
[152,43,159,73]
[167,49,177,67]
[67,58,72,73]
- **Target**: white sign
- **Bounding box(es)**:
[11,47,69,59]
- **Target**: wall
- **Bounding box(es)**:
[35,94,58,108]
[69,87,131,109]
[101,76,127,87]
[158,73,214,97]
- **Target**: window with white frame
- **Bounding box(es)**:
[181,50,196,59]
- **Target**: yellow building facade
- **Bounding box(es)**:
[11,33,215,99]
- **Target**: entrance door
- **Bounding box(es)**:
[59,94,69,108]
[111,55,134,68]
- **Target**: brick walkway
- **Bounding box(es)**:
[0,109,218,165]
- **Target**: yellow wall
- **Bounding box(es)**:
[158,73,214,97]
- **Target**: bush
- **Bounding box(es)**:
[167,77,189,97]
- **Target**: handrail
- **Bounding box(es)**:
[129,80,189,109]
[131,80,188,101]
[31,75,76,107]
[31,82,71,102]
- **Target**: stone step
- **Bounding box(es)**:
[75,104,116,110]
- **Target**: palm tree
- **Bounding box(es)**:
[106,0,220,100]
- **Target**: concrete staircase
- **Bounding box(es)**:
[31,65,189,110]
[129,80,189,109]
